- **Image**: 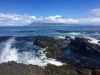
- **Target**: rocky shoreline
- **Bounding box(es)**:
[0,36,100,75]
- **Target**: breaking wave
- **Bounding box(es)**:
[0,38,64,67]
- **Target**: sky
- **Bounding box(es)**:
[0,0,100,26]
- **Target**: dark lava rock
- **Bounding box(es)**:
[34,36,56,48]
[76,68,92,75]
[1,61,100,75]
[0,61,45,75]
[98,41,100,44]
[34,36,68,58]
[45,64,78,75]
[65,36,73,40]
[93,69,100,75]
[0,61,80,75]
[70,37,100,56]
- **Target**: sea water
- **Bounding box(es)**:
[0,25,100,67]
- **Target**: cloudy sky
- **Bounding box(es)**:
[0,0,100,26]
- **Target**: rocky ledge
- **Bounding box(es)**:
[70,37,100,56]
[34,36,68,58]
[1,61,100,75]
[0,36,100,75]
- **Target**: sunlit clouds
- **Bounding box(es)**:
[0,8,100,26]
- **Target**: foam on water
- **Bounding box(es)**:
[66,32,81,36]
[54,36,65,39]
[0,38,64,67]
[0,38,18,62]
[86,37,100,44]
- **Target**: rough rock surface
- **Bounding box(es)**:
[34,36,68,58]
[1,36,100,75]
[0,61,45,75]
[0,61,97,75]
[1,61,100,75]
[70,37,100,56]
[0,61,79,75]
[65,36,73,40]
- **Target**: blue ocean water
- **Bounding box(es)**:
[0,25,100,67]
[0,26,100,39]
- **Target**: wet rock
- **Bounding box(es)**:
[0,61,45,75]
[76,68,92,75]
[92,69,100,75]
[70,37,100,56]
[98,41,100,44]
[34,36,56,48]
[65,36,73,40]
[45,64,78,75]
[34,36,68,58]
[0,61,79,75]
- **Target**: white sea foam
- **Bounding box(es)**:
[86,37,100,44]
[0,38,64,67]
[55,36,65,39]
[66,32,80,36]
[0,37,18,63]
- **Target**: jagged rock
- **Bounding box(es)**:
[34,36,56,48]
[0,61,79,75]
[0,61,45,75]
[93,69,100,75]
[45,64,78,75]
[65,36,73,40]
[70,37,100,56]
[76,68,92,75]
[98,41,100,44]
[34,36,68,58]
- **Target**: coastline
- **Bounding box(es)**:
[0,36,100,75]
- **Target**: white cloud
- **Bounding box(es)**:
[0,8,100,26]
[88,8,100,16]
[0,13,37,26]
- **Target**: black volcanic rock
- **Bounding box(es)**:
[1,61,100,75]
[70,37,100,56]
[65,36,73,40]
[0,61,45,75]
[34,36,68,58]
[98,41,100,44]
[34,36,56,48]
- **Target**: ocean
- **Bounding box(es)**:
[0,25,100,67]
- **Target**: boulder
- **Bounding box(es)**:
[98,41,100,44]
[93,69,100,75]
[65,36,73,40]
[34,36,56,48]
[70,37,100,56]
[34,36,68,58]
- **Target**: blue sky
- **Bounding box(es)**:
[0,0,100,26]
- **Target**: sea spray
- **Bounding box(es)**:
[0,37,18,63]
[0,38,64,67]
[86,37,100,44]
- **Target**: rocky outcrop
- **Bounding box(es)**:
[1,61,100,75]
[93,69,100,75]
[0,61,45,75]
[34,36,68,58]
[34,36,56,48]
[98,41,100,44]
[1,36,100,75]
[0,61,79,75]
[65,36,73,40]
[70,37,100,56]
